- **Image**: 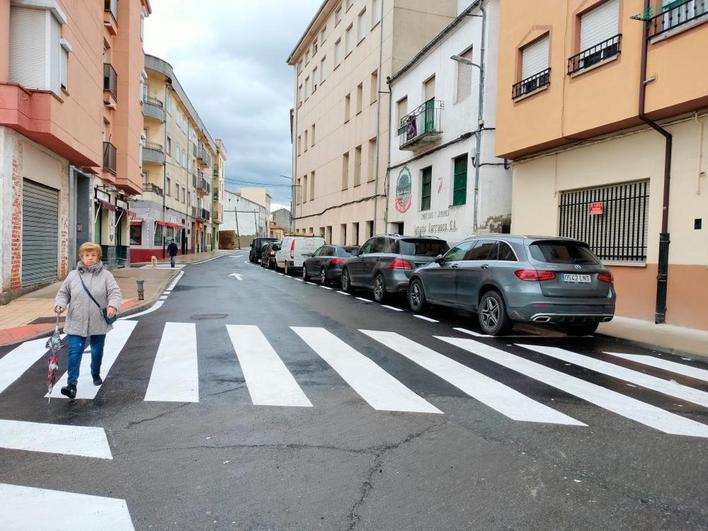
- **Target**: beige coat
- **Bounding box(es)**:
[55,261,122,337]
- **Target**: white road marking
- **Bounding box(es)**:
[0,420,112,459]
[229,273,243,281]
[49,320,138,400]
[604,352,708,383]
[227,325,312,407]
[453,327,488,337]
[381,305,403,312]
[158,296,168,300]
[0,483,135,530]
[319,285,333,290]
[438,336,708,438]
[295,278,303,282]
[292,327,441,414]
[165,270,184,291]
[362,331,582,426]
[519,344,708,409]
[140,263,185,270]
[306,281,317,285]
[122,300,164,319]
[0,338,48,395]
[355,297,371,303]
[414,315,438,323]
[162,291,171,295]
[144,322,199,402]
[337,291,351,296]
[244,260,249,264]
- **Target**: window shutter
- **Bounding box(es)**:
[9,7,48,90]
[521,35,549,80]
[580,0,619,51]
[49,14,61,93]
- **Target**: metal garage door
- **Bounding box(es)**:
[22,179,59,287]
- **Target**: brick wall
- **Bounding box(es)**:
[10,148,21,290]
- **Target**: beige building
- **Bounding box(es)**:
[287,0,460,245]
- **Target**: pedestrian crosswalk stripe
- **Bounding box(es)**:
[438,336,708,438]
[0,419,112,459]
[144,322,199,403]
[0,483,135,530]
[519,344,708,409]
[48,320,138,400]
[122,300,164,320]
[292,327,441,414]
[226,325,312,407]
[604,352,708,383]
[453,327,489,338]
[0,338,49,395]
[362,331,583,426]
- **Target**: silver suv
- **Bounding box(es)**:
[408,235,616,336]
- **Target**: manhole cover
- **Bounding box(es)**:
[190,313,228,320]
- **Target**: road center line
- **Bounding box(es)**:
[0,420,112,459]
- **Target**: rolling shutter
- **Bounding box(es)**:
[521,35,549,79]
[22,180,59,287]
[580,0,619,51]
[9,7,48,90]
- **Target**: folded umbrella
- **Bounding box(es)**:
[45,313,63,403]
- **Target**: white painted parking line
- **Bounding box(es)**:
[292,327,441,414]
[414,315,438,323]
[122,300,163,319]
[337,291,351,296]
[453,327,488,337]
[227,325,312,408]
[295,278,304,282]
[355,297,372,303]
[438,336,708,438]
[0,338,49,395]
[604,352,708,383]
[306,281,317,286]
[0,483,135,530]
[0,420,112,459]
[49,320,138,400]
[319,285,333,290]
[145,322,199,402]
[381,305,403,312]
[519,344,708,409]
[362,331,582,426]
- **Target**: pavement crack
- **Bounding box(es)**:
[123,402,191,430]
[143,442,378,456]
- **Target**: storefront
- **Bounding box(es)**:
[128,201,188,263]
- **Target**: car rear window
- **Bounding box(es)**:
[338,246,357,257]
[397,239,449,257]
[529,241,600,265]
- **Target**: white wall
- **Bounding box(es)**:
[221,191,268,236]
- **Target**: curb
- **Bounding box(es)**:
[596,331,708,361]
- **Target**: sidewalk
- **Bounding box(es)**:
[599,317,708,360]
[130,249,234,267]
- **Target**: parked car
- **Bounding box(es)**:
[261,241,281,269]
[302,245,359,285]
[340,235,449,302]
[275,236,326,273]
[407,235,616,336]
[249,237,278,263]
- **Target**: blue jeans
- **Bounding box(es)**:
[170,255,176,267]
[67,334,106,385]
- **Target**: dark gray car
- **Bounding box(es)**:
[408,235,616,336]
[341,235,449,302]
[302,245,358,285]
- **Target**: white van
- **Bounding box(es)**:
[276,236,326,273]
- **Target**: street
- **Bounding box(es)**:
[0,253,707,530]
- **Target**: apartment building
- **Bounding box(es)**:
[386,0,511,244]
[213,138,227,241]
[287,0,460,245]
[496,0,708,330]
[0,0,149,302]
[219,190,270,248]
[130,54,220,262]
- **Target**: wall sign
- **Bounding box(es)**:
[589,201,604,216]
[395,167,412,213]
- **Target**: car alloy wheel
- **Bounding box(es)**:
[341,269,351,292]
[478,291,511,336]
[302,266,308,280]
[320,267,327,285]
[373,274,386,303]
[408,279,426,312]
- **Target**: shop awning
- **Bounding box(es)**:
[130,219,143,225]
[98,199,116,211]
[155,220,184,229]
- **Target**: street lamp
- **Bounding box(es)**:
[450,54,482,70]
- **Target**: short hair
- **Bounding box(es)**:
[78,242,102,259]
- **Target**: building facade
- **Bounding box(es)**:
[0,0,149,303]
[219,190,270,249]
[386,0,510,246]
[287,0,461,245]
[496,0,708,329]
[271,207,293,233]
[130,54,220,263]
[213,138,227,247]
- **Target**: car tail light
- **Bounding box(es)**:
[330,257,346,266]
[514,269,556,281]
[598,272,614,284]
[387,259,413,270]
[290,239,295,259]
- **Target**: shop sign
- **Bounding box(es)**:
[395,167,412,213]
[589,201,604,216]
[116,199,128,210]
[95,189,110,202]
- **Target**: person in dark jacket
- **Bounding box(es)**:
[168,239,179,268]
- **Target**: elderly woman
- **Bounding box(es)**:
[54,242,122,399]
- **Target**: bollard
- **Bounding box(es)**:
[136,279,145,301]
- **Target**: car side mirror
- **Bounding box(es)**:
[351,250,360,256]
[434,254,445,264]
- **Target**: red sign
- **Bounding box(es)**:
[589,201,604,216]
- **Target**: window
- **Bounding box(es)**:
[652,0,708,37]
[297,135,301,155]
[354,145,362,186]
[313,38,318,55]
[335,6,342,26]
[335,38,343,66]
[297,61,302,74]
[296,178,302,204]
[345,24,353,55]
[182,186,186,203]
[444,241,475,261]
[312,67,318,92]
[421,167,432,211]
[370,70,378,104]
[346,0,354,11]
[357,9,367,42]
[304,129,308,151]
[311,124,316,146]
[372,0,382,25]
[166,177,171,196]
[154,223,163,246]
[342,152,350,189]
[452,155,468,206]
[302,174,308,202]
[166,93,173,113]
[455,47,473,103]
[310,171,315,200]
[366,220,374,238]
[305,49,310,64]
[398,239,449,256]
[320,25,327,44]
[397,97,408,123]
[367,137,377,182]
[298,84,303,106]
[304,76,310,98]
[514,35,550,99]
[130,224,142,246]
[569,0,620,74]
[344,93,351,122]
[341,223,347,245]
[424,75,436,101]
[320,56,327,84]
[352,222,360,245]
[465,241,498,261]
[174,182,179,198]
[498,242,518,261]
[60,40,70,91]
[356,83,363,114]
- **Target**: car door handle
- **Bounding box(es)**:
[451,264,459,269]
[481,264,489,269]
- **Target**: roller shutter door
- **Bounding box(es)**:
[22,179,59,287]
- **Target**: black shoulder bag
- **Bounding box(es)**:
[78,273,117,325]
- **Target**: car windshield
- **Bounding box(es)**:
[338,246,357,257]
[398,239,449,257]
[529,241,600,265]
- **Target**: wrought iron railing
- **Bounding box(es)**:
[201,208,210,221]
[567,34,622,75]
[103,63,118,100]
[512,68,551,100]
[397,99,443,149]
[648,0,707,37]
[103,142,117,174]
[142,183,163,196]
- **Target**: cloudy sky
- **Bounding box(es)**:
[144,0,321,210]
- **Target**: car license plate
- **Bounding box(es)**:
[561,273,592,283]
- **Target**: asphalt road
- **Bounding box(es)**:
[1,252,707,530]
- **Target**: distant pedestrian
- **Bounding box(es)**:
[54,242,122,399]
[168,239,179,268]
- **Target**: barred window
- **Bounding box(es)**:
[558,180,649,263]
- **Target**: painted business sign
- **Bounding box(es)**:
[395,167,412,213]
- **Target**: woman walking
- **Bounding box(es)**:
[54,242,122,399]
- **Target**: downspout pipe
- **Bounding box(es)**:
[472,1,486,233]
[638,0,672,324]
[372,0,385,235]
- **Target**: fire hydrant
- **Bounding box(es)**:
[136,279,145,301]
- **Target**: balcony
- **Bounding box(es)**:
[103,142,117,175]
[142,96,165,122]
[197,145,212,167]
[104,0,118,34]
[648,0,707,38]
[398,99,443,150]
[103,63,118,106]
[142,182,163,197]
[201,208,211,222]
[196,176,211,196]
[568,34,622,75]
[512,68,551,100]
[142,141,165,165]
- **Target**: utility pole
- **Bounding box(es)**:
[234,209,241,249]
